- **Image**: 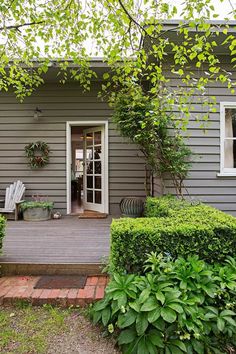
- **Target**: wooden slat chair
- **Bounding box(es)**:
[0,181,25,220]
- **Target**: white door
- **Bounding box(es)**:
[83,126,105,213]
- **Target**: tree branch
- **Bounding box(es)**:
[0,20,45,32]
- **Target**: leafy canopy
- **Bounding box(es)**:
[1,0,236,121]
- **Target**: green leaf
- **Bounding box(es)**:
[146,339,158,354]
[221,310,236,317]
[168,344,184,354]
[217,317,225,332]
[161,307,177,323]
[152,318,165,331]
[136,312,149,336]
[139,288,151,304]
[103,73,109,80]
[192,339,204,354]
[117,309,137,329]
[168,303,183,314]
[137,337,147,354]
[171,340,187,352]
[140,296,158,312]
[148,329,164,347]
[148,307,161,323]
[102,307,111,326]
[92,310,102,324]
[118,328,136,345]
[156,291,165,305]
[224,316,236,326]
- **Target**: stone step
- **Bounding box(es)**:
[0,262,103,276]
[0,275,108,307]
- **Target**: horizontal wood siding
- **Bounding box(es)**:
[154,67,236,216]
[0,83,146,214]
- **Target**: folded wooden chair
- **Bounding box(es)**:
[0,181,25,220]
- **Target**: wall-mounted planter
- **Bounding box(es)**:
[120,197,144,218]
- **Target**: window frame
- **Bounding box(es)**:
[220,102,236,176]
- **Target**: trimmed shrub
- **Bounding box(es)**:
[110,204,236,273]
[0,214,5,253]
[92,254,236,354]
[145,195,196,217]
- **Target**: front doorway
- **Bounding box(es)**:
[66,121,109,215]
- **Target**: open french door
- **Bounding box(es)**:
[83,126,105,213]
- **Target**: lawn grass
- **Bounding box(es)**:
[0,303,69,353]
[0,303,119,354]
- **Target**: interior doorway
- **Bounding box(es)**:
[66,121,109,215]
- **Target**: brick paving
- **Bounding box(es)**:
[0,275,108,306]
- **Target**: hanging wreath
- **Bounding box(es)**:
[25,141,50,169]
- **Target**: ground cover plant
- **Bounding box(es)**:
[110,197,236,273]
[92,254,236,354]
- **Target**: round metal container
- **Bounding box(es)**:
[120,197,144,218]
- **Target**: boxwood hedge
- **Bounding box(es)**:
[111,201,236,273]
[0,214,5,253]
[144,195,196,217]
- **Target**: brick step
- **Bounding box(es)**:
[0,275,108,307]
[0,262,103,276]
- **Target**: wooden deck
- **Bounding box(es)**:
[0,216,112,275]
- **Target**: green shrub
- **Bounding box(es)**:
[0,214,5,253]
[91,254,236,354]
[145,195,197,217]
[111,204,236,273]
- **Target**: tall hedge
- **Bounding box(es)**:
[0,215,5,253]
[111,203,236,273]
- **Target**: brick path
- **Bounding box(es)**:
[0,275,108,307]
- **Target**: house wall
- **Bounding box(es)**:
[154,67,236,216]
[0,82,146,215]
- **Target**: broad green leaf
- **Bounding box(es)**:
[139,288,151,304]
[102,307,111,326]
[156,291,165,305]
[168,344,184,354]
[93,310,102,324]
[152,318,165,331]
[161,307,177,323]
[168,303,183,313]
[137,337,147,354]
[148,307,161,323]
[148,329,164,347]
[117,309,137,329]
[217,317,225,332]
[136,312,149,336]
[140,296,158,312]
[146,339,158,354]
[221,310,236,317]
[171,340,187,352]
[192,339,205,354]
[118,328,136,345]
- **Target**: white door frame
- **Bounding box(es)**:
[66,120,109,214]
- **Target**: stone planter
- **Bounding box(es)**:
[23,207,52,221]
[120,197,144,218]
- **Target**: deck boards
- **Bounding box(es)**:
[0,216,112,264]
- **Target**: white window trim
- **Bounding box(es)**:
[218,102,236,177]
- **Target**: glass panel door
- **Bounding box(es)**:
[83,127,104,212]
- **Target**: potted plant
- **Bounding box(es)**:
[20,196,54,221]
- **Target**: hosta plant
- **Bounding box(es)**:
[91,254,236,354]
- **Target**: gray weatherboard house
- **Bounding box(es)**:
[1,21,236,216]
